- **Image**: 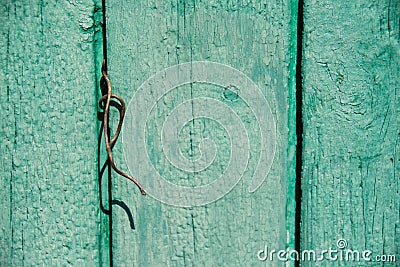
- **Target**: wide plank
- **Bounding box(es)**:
[301,0,399,265]
[0,1,108,265]
[106,0,298,266]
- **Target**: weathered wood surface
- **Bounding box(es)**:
[0,1,109,265]
[301,0,399,265]
[106,0,297,266]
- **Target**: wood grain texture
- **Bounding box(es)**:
[106,0,297,266]
[0,0,108,265]
[301,0,399,265]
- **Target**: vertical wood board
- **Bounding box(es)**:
[301,0,399,265]
[106,0,297,266]
[0,1,108,265]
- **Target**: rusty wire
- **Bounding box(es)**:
[99,60,146,195]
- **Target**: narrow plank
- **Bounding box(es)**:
[0,1,108,265]
[107,0,297,266]
[302,0,399,265]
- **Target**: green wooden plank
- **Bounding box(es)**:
[301,0,399,265]
[106,0,297,266]
[0,0,109,265]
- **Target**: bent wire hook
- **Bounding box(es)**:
[99,60,146,195]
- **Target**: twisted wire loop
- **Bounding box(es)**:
[99,60,146,195]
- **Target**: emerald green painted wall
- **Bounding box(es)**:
[1,0,398,266]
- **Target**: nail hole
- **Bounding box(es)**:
[223,85,240,101]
